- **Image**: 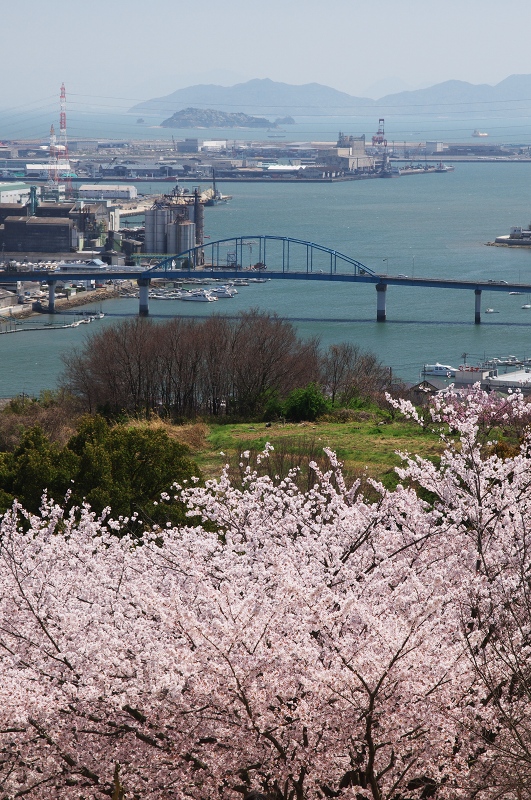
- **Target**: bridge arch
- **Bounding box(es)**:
[144,235,376,277]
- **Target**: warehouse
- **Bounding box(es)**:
[78,184,137,200]
[1,216,74,253]
[0,182,33,203]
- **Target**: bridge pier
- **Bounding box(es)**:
[475,288,482,325]
[47,280,57,314]
[138,278,151,316]
[376,282,387,322]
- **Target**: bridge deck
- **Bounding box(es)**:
[0,270,530,294]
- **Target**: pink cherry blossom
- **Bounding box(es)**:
[1,387,531,798]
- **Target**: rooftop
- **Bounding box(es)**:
[4,216,71,226]
[0,182,29,191]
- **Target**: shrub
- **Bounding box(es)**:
[283,383,331,422]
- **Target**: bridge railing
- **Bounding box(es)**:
[145,235,375,277]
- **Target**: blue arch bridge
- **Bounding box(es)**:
[1,235,530,324]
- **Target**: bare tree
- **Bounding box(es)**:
[321,342,390,405]
[229,310,320,416]
[63,313,386,419]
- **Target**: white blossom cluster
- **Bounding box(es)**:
[0,386,530,799]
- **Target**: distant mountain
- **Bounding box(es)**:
[130,75,531,120]
[362,77,414,99]
[130,78,373,116]
[374,74,531,114]
[161,108,273,129]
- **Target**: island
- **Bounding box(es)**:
[160,107,274,129]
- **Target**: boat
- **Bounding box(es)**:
[472,130,489,137]
[435,162,455,172]
[510,291,523,295]
[485,308,499,313]
[181,290,218,302]
[380,167,401,178]
[205,169,232,206]
[209,286,237,298]
[422,363,458,377]
[522,304,531,309]
[399,164,428,176]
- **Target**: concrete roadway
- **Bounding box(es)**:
[0,269,529,323]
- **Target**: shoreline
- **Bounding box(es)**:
[1,286,121,322]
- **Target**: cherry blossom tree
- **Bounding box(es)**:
[3,384,531,799]
[389,384,531,798]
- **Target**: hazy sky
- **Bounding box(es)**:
[3,0,531,110]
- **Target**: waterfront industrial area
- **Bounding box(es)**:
[2,111,531,267]
[3,88,531,393]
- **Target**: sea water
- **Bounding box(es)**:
[3,106,531,145]
[1,162,531,398]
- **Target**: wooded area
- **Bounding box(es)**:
[62,312,392,418]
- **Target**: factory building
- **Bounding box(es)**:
[176,139,201,153]
[78,184,138,200]
[143,190,204,255]
[99,163,178,179]
[320,134,375,172]
[1,216,74,252]
[68,140,99,153]
[0,199,109,254]
[425,141,445,154]
[144,208,196,255]
[0,204,29,225]
[0,182,33,203]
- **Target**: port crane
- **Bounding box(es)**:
[372,118,387,148]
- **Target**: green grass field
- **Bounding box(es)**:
[179,410,443,490]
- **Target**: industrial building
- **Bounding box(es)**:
[0,199,109,254]
[320,134,375,173]
[78,184,138,200]
[99,163,178,180]
[143,190,204,256]
[0,182,33,203]
[2,216,74,253]
[144,208,197,255]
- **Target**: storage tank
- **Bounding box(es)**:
[154,208,168,253]
[178,221,196,254]
[144,209,155,253]
[166,221,178,254]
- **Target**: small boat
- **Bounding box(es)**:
[181,290,218,302]
[522,304,531,309]
[510,291,523,295]
[435,162,455,172]
[485,308,499,313]
[472,130,489,137]
[209,286,237,298]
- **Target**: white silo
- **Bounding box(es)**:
[144,209,155,253]
[178,220,196,254]
[154,208,168,253]
[167,221,179,254]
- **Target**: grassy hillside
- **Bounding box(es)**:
[159,410,442,491]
